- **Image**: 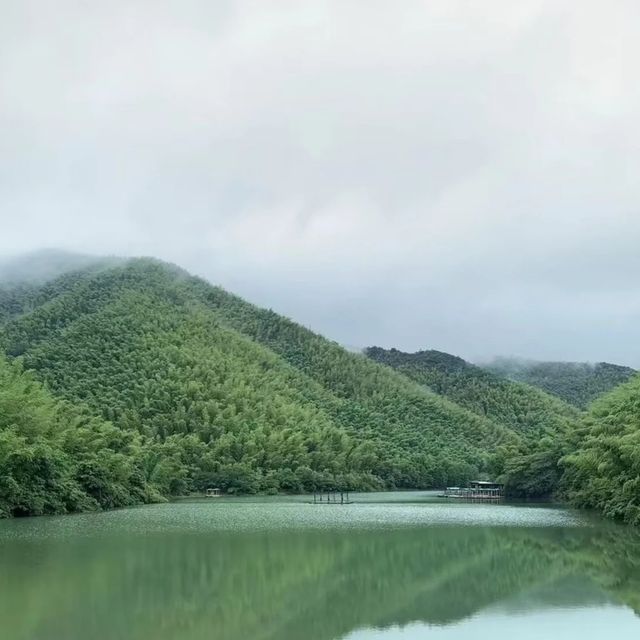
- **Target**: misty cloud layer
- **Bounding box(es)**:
[2,1,639,365]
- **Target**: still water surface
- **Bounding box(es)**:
[1,492,639,640]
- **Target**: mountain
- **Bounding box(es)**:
[0,257,518,515]
[2,252,638,525]
[364,347,579,438]
[360,349,639,521]
[363,347,586,498]
[483,357,636,409]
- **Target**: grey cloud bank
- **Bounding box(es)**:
[1,1,639,366]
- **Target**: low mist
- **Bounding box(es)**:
[2,1,640,366]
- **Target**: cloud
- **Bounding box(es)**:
[1,0,639,365]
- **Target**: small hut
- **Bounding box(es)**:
[441,481,503,501]
[206,488,222,498]
[468,480,503,499]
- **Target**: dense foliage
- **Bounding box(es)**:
[0,259,518,515]
[365,347,579,437]
[480,370,640,521]
[561,375,640,525]
[484,357,636,409]
[364,347,587,499]
[0,355,162,517]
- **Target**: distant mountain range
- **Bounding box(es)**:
[364,347,579,436]
[365,346,636,416]
[481,356,636,409]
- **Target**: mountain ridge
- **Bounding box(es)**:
[364,346,580,438]
[482,356,636,408]
[0,257,517,515]
[1,251,639,524]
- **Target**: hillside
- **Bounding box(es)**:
[0,258,518,514]
[0,354,161,517]
[561,374,640,525]
[364,347,579,438]
[483,357,636,409]
[358,348,640,517]
[3,254,638,524]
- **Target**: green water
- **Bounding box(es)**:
[1,492,640,640]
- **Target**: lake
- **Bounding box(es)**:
[1,492,639,640]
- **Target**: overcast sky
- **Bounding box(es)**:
[1,1,639,366]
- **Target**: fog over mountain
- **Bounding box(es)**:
[2,1,640,366]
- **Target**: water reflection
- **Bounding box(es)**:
[0,502,639,640]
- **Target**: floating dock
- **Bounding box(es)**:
[312,490,352,504]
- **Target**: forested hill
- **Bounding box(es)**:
[561,373,640,525]
[0,258,519,515]
[361,348,640,524]
[3,255,638,525]
[364,347,579,438]
[483,357,636,409]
